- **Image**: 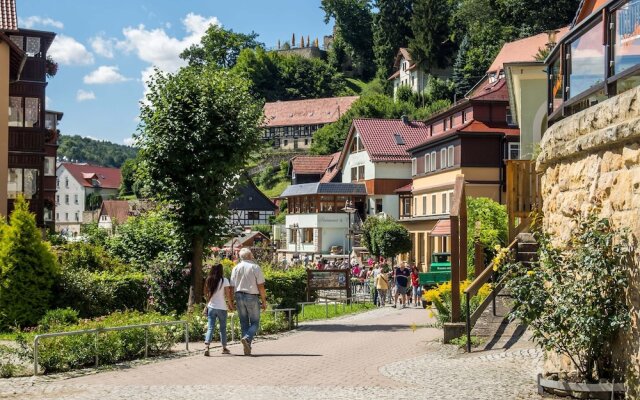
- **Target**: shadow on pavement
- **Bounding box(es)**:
[299,324,411,333]
[234,354,323,357]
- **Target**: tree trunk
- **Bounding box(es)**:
[187,235,204,310]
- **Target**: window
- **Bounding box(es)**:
[394,133,405,145]
[402,197,411,216]
[350,136,363,153]
[56,195,59,205]
[447,146,454,167]
[304,139,308,146]
[65,194,69,205]
[65,177,69,188]
[431,194,437,215]
[351,167,358,182]
[43,157,55,176]
[26,37,41,57]
[440,148,447,169]
[422,196,426,216]
[357,165,365,181]
[411,158,417,176]
[248,211,259,220]
[506,106,516,126]
[7,168,38,199]
[569,19,605,98]
[424,153,431,173]
[56,212,59,221]
[8,97,23,127]
[75,212,80,222]
[301,228,314,244]
[283,139,288,146]
[375,199,383,214]
[289,227,298,244]
[614,1,640,76]
[508,142,520,160]
[101,215,108,222]
[442,193,448,214]
[448,191,454,211]
[320,196,334,212]
[9,35,23,50]
[74,194,79,205]
[56,178,59,189]
[430,151,436,171]
[65,213,68,221]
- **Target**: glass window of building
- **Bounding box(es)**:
[430,151,436,171]
[320,196,334,212]
[422,196,426,215]
[425,153,431,172]
[375,199,383,213]
[9,97,23,127]
[44,157,56,176]
[440,148,447,169]
[431,194,437,215]
[447,146,454,167]
[569,19,605,98]
[24,98,40,127]
[357,165,365,181]
[9,35,22,50]
[26,37,41,57]
[7,169,22,199]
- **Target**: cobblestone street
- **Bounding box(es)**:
[0,307,545,400]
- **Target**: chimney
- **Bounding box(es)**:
[401,115,409,125]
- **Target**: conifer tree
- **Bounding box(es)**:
[409,0,455,70]
[292,33,296,48]
[300,36,304,48]
[372,0,413,82]
[0,197,58,328]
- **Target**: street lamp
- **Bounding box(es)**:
[291,222,299,262]
[341,200,356,264]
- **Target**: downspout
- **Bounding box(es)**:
[499,135,504,204]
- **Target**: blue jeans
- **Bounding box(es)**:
[204,307,228,347]
[235,292,261,343]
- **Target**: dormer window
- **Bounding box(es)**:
[488,73,497,83]
[393,133,405,145]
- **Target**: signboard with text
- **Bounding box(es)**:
[306,269,351,301]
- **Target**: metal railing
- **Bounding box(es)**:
[229,308,297,342]
[33,320,189,375]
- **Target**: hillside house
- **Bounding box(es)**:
[388,48,451,98]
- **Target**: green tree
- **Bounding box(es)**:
[466,197,507,275]
[180,25,262,69]
[57,135,137,168]
[80,221,109,247]
[119,158,138,197]
[409,0,456,70]
[362,215,412,259]
[0,197,58,328]
[137,66,264,307]
[372,0,413,82]
[321,0,375,79]
[85,192,103,211]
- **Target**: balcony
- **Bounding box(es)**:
[548,0,640,124]
[9,129,45,153]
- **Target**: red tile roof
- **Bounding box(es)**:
[263,96,359,127]
[291,154,334,175]
[319,152,342,183]
[349,118,430,163]
[0,0,17,31]
[395,183,413,193]
[468,78,510,102]
[409,119,519,151]
[100,200,130,224]
[431,219,451,237]
[488,27,569,73]
[61,163,121,189]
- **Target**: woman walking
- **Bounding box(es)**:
[203,263,233,356]
[375,267,389,307]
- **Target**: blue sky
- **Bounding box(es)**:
[16,0,333,145]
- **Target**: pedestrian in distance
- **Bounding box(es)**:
[410,266,421,308]
[375,266,389,307]
[229,248,268,356]
[394,262,411,308]
[202,263,233,356]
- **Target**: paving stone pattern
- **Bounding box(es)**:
[0,307,548,400]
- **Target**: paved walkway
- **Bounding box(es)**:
[0,306,546,400]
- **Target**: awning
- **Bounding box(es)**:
[431,219,451,237]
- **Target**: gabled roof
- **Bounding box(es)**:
[388,48,420,80]
[0,0,17,31]
[487,27,570,74]
[230,178,277,212]
[395,183,413,193]
[61,163,122,190]
[100,200,130,225]
[409,119,519,152]
[340,118,430,165]
[263,96,359,127]
[280,182,367,198]
[290,154,335,176]
[468,77,510,102]
[223,231,269,249]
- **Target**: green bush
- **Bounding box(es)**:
[57,241,126,273]
[54,268,148,318]
[39,308,79,332]
[466,197,508,277]
[263,267,308,309]
[146,253,190,314]
[0,197,58,329]
[19,311,178,374]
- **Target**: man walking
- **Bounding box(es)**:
[394,262,411,308]
[230,248,267,356]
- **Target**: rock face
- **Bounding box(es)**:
[537,86,640,394]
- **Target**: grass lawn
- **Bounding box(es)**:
[261,178,290,199]
[0,332,17,341]
[345,78,367,94]
[297,302,375,323]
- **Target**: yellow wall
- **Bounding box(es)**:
[0,43,9,218]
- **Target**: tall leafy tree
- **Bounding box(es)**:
[137,66,264,308]
[372,0,413,82]
[0,197,58,328]
[321,0,375,79]
[180,25,262,69]
[362,215,412,259]
[409,0,456,70]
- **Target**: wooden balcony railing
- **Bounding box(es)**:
[9,129,45,153]
[506,160,540,242]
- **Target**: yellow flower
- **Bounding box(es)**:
[428,311,434,318]
[494,245,501,251]
[527,270,535,276]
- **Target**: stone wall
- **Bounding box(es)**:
[537,86,640,394]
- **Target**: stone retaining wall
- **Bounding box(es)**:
[537,86,640,394]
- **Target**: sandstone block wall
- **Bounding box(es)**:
[537,86,640,393]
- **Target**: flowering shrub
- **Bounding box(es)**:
[423,280,491,326]
[491,245,513,272]
[505,212,630,382]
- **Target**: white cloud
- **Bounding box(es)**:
[49,35,94,66]
[76,89,96,102]
[118,13,220,72]
[89,35,116,58]
[84,66,130,84]
[123,137,137,146]
[21,16,64,30]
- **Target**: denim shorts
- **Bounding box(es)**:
[412,286,421,297]
[396,283,407,293]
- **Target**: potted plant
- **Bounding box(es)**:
[504,211,630,397]
[45,56,58,78]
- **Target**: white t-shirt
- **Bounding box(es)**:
[207,278,230,310]
[230,260,265,295]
